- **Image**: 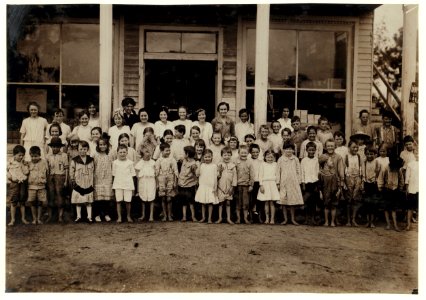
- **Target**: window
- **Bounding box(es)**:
[245,25,349,130]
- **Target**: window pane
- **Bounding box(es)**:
[8,24,60,83]
[298,31,347,89]
[246,90,295,123]
[62,86,99,127]
[182,33,216,54]
[246,29,256,87]
[62,24,99,84]
[146,32,181,53]
[297,91,345,131]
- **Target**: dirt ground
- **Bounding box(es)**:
[5,217,418,293]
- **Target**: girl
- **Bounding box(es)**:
[257,150,280,224]
[277,141,304,225]
[192,108,213,146]
[235,108,254,144]
[299,126,323,159]
[277,107,293,132]
[20,101,48,161]
[87,102,100,128]
[189,125,201,146]
[216,147,237,224]
[194,139,206,162]
[343,140,364,227]
[172,106,193,139]
[211,102,235,143]
[46,123,66,155]
[134,144,157,222]
[209,131,225,165]
[195,149,219,223]
[318,154,340,227]
[245,134,263,159]
[67,134,80,165]
[228,136,240,161]
[281,128,294,157]
[131,108,154,150]
[93,134,114,222]
[69,140,94,223]
[154,106,174,141]
[112,144,137,223]
[138,127,157,159]
[269,121,282,155]
[155,143,179,221]
[111,133,138,162]
[376,142,390,172]
[47,108,71,143]
[108,110,132,152]
[89,127,102,157]
[334,131,348,159]
[153,129,174,160]
[400,135,416,168]
[363,146,381,228]
[71,110,92,143]
[257,124,273,154]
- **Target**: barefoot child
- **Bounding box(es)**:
[269,121,282,155]
[235,108,254,144]
[194,139,206,162]
[257,150,280,224]
[257,124,273,154]
[363,145,381,228]
[134,144,157,222]
[209,131,225,165]
[7,145,29,226]
[404,151,418,231]
[234,145,254,224]
[195,149,219,223]
[155,143,179,221]
[249,144,263,223]
[318,154,340,227]
[112,144,137,223]
[301,142,320,225]
[217,147,237,224]
[299,126,323,159]
[316,116,334,146]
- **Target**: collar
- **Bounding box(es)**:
[73,155,93,165]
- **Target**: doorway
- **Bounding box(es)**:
[144,60,217,121]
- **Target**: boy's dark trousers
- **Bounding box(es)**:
[303,182,319,223]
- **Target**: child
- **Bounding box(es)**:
[194,139,206,162]
[195,149,219,223]
[363,146,381,228]
[7,145,29,226]
[404,151,418,231]
[376,142,390,172]
[154,106,174,141]
[299,126,323,159]
[155,143,179,221]
[209,131,225,165]
[27,146,49,224]
[377,148,404,231]
[87,102,100,128]
[257,124,273,154]
[46,137,69,223]
[67,134,80,163]
[228,136,240,161]
[316,116,334,146]
[93,134,114,222]
[301,142,320,226]
[108,110,132,152]
[190,125,201,146]
[172,106,193,139]
[234,145,254,224]
[281,128,294,157]
[318,154,341,227]
[245,134,263,159]
[89,127,102,157]
[177,146,199,222]
[277,107,293,132]
[249,143,263,223]
[373,111,401,151]
[172,124,191,170]
[112,144,137,223]
[192,108,213,146]
[277,141,304,225]
[153,129,174,160]
[70,141,95,223]
[290,116,307,154]
[269,121,283,155]
[47,108,71,143]
[20,101,48,161]
[257,150,280,224]
[400,135,416,168]
[111,133,138,162]
[235,108,254,144]
[138,127,157,159]
[350,131,370,162]
[46,123,66,155]
[131,108,154,150]
[134,144,157,222]
[334,131,348,160]
[343,140,364,227]
[71,110,92,143]
[217,147,237,224]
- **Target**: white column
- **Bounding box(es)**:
[254,4,270,133]
[401,4,418,136]
[99,4,113,132]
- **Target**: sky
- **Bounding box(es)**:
[374,4,404,42]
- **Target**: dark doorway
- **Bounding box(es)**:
[144,60,216,121]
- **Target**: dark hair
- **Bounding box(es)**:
[403,135,415,144]
[178,106,188,114]
[238,144,249,152]
[347,140,358,148]
[159,142,171,152]
[159,106,169,115]
[291,116,301,123]
[91,126,102,135]
[184,146,196,158]
[271,120,281,129]
[378,142,388,154]
[333,131,346,145]
[221,146,232,156]
[249,143,260,153]
[196,108,206,117]
[88,102,98,110]
[203,148,213,157]
[283,141,295,150]
[238,108,249,117]
[78,110,89,119]
[263,149,275,162]
[54,108,65,116]
[382,110,393,120]
[191,125,201,134]
[79,140,90,150]
[138,107,149,118]
[117,144,128,152]
[49,123,62,136]
[194,139,206,150]
[307,125,317,134]
[388,147,403,171]
[281,127,292,136]
[244,134,256,141]
[216,102,230,112]
[13,145,26,155]
[318,116,328,125]
[27,101,40,112]
[96,133,110,154]
[211,131,224,144]
[364,145,377,155]
[29,146,41,156]
[228,136,239,148]
[306,141,317,150]
[143,127,154,135]
[118,133,130,144]
[359,109,370,118]
[121,97,136,107]
[163,129,174,137]
[175,124,186,135]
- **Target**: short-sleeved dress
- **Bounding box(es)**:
[276,155,304,206]
[217,162,237,202]
[20,116,48,160]
[93,152,113,201]
[195,163,219,204]
[134,159,156,202]
[257,162,280,201]
[70,156,94,204]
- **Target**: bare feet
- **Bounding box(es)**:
[191,217,198,222]
[207,220,212,224]
[385,224,391,230]
[162,217,167,222]
[330,223,336,227]
[346,222,351,227]
[138,217,145,222]
[352,220,359,227]
[244,218,251,224]
[405,226,410,231]
[323,222,329,227]
[127,217,133,223]
[8,221,15,226]
[215,218,222,224]
[291,220,299,226]
[32,220,37,225]
[235,219,241,224]
[264,219,270,225]
[181,218,187,222]
[227,219,234,224]
[198,218,205,223]
[149,218,154,222]
[116,218,122,223]
[37,219,43,225]
[270,220,275,225]
[281,219,288,225]
[168,216,174,222]
[21,219,29,225]
[370,223,375,228]
[394,226,401,232]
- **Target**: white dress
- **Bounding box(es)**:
[131,122,155,150]
[20,116,48,160]
[134,159,156,202]
[71,125,92,143]
[257,162,280,201]
[172,119,193,139]
[195,163,219,204]
[192,121,213,146]
[154,120,174,140]
[235,122,255,144]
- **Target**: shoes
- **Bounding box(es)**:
[95,216,102,223]
[74,217,82,223]
[87,218,93,223]
[105,215,111,222]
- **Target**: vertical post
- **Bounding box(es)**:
[99,4,113,132]
[254,4,270,133]
[401,4,418,136]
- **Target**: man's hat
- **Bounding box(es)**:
[48,137,65,147]
[350,131,371,142]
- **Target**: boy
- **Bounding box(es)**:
[27,146,49,224]
[234,145,254,224]
[317,116,334,146]
[404,151,418,231]
[177,146,199,222]
[249,143,263,223]
[47,108,71,143]
[172,124,190,171]
[299,126,323,160]
[400,135,416,168]
[7,145,29,226]
[373,110,401,150]
[301,142,320,225]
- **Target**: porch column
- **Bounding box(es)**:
[254,4,270,133]
[401,4,418,137]
[99,4,113,132]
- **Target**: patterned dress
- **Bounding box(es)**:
[93,152,113,201]
[276,155,304,206]
[70,156,94,204]
[217,161,237,202]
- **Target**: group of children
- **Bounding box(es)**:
[7,102,419,231]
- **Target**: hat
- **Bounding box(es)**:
[318,154,329,166]
[68,133,80,142]
[121,97,136,107]
[350,131,371,142]
[48,137,65,147]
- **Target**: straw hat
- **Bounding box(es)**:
[350,131,371,142]
[48,137,65,147]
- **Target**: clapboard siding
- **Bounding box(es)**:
[123,23,140,103]
[222,23,238,119]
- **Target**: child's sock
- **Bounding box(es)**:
[87,205,92,220]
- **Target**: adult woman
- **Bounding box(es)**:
[20,101,48,160]
[352,109,374,139]
[121,97,139,129]
[211,102,235,143]
[87,102,100,128]
[172,106,193,139]
[131,108,155,150]
[154,106,174,141]
[192,108,213,146]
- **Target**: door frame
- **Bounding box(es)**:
[138,25,223,110]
